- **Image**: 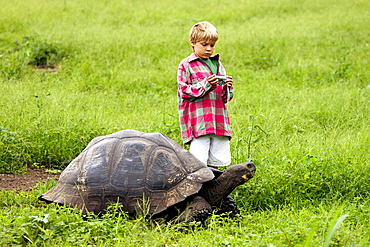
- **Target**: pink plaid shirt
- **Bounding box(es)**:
[177,53,234,144]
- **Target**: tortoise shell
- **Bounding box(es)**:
[39,129,214,215]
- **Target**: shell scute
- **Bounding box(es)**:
[146,148,185,191]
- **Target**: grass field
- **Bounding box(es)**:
[1,0,370,245]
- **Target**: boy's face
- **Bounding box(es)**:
[190,40,216,59]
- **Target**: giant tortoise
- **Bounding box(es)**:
[39,129,256,222]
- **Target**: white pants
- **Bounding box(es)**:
[189,135,231,167]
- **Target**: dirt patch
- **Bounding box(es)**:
[35,64,59,72]
[0,169,59,192]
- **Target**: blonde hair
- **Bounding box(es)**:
[189,21,218,43]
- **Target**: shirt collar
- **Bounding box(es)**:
[188,53,220,62]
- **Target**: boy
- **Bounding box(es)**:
[177,21,234,167]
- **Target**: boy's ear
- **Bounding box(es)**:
[190,39,196,47]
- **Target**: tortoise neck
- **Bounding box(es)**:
[198,170,244,206]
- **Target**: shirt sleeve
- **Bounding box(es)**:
[217,60,234,103]
[177,63,216,100]
[222,85,234,103]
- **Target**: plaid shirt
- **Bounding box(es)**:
[177,53,234,144]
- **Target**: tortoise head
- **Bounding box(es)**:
[225,162,256,184]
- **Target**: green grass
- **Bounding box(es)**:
[1,0,370,245]
[1,185,369,246]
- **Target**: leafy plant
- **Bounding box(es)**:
[25,40,63,67]
[239,114,268,162]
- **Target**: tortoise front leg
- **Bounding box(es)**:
[175,196,212,223]
[215,195,241,217]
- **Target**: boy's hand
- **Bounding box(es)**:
[207,75,218,85]
[224,76,233,87]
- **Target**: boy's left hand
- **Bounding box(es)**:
[224,76,233,87]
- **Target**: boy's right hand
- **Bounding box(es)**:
[207,75,218,85]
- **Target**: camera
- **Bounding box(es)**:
[215,76,227,85]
